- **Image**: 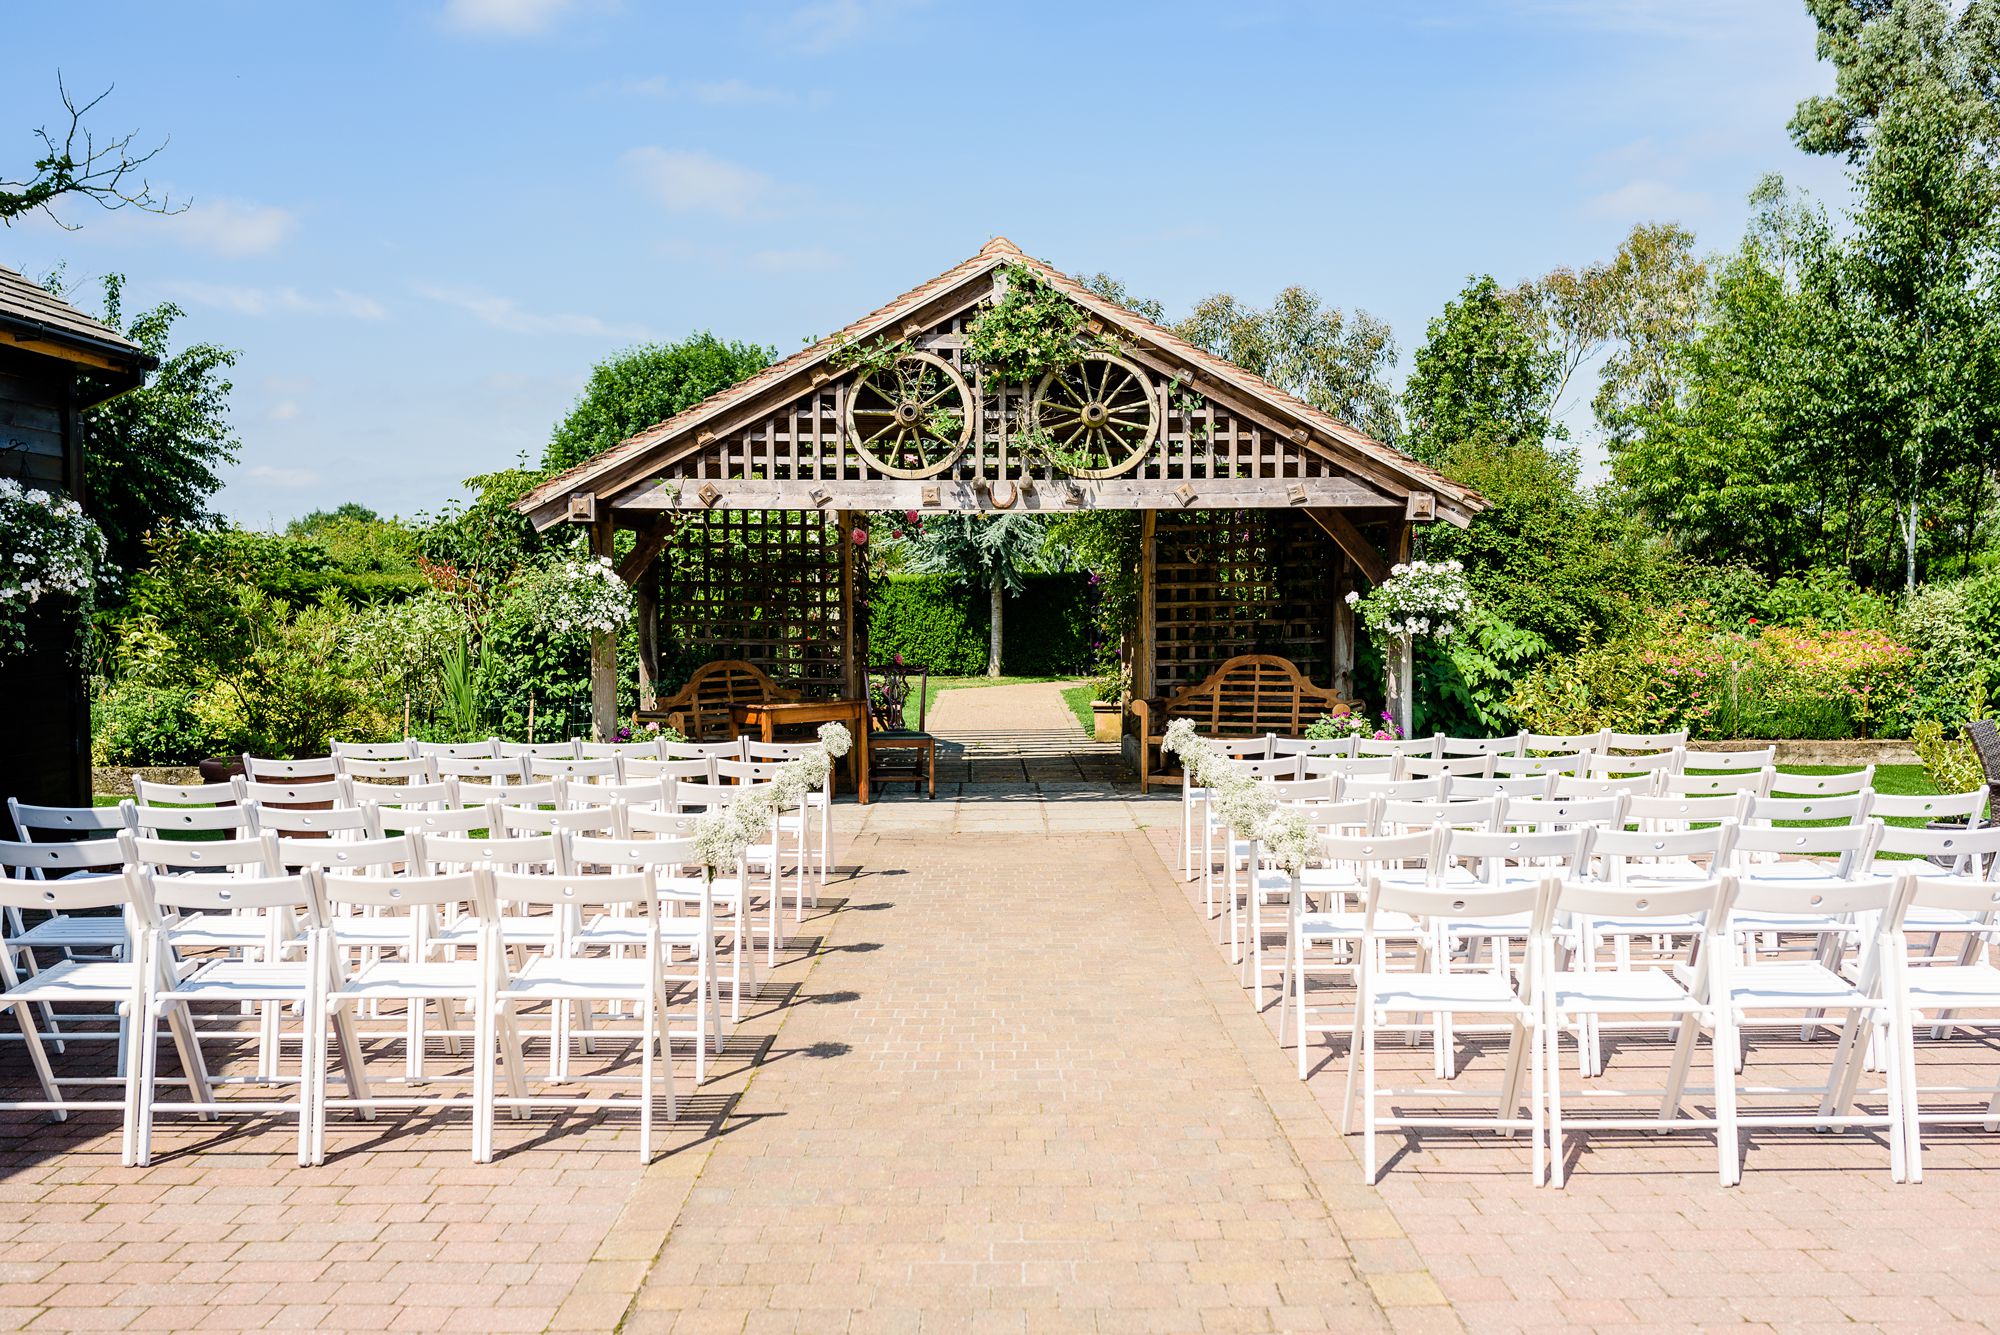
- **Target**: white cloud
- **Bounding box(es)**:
[441,0,576,35]
[245,464,323,488]
[769,0,921,52]
[414,283,652,339]
[270,400,301,422]
[1586,179,1713,222]
[170,199,298,257]
[623,147,791,220]
[161,281,386,319]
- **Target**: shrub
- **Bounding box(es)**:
[1912,718,1987,794]
[91,683,233,766]
[867,574,1094,677]
[1508,609,1916,740]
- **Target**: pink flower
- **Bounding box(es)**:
[851,528,869,546]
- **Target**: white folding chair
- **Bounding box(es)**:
[1599,728,1688,752]
[437,755,532,784]
[309,868,510,1164]
[1183,736,1281,881]
[1405,754,1496,780]
[1710,869,1909,1183]
[241,754,340,782]
[0,869,207,1165]
[130,865,332,1165]
[743,741,835,908]
[485,860,676,1158]
[1439,734,1524,758]
[568,832,720,1082]
[334,755,440,784]
[1771,766,1875,797]
[498,740,585,760]
[1541,869,1736,1185]
[130,778,238,807]
[331,739,417,761]
[413,738,501,759]
[1344,826,1547,1184]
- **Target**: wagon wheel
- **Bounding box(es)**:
[1029,353,1158,478]
[844,351,973,479]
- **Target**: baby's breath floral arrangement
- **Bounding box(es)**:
[1345,559,1471,641]
[1161,720,1319,874]
[0,478,107,659]
[691,722,852,873]
[518,556,635,638]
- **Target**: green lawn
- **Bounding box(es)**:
[1060,683,1096,735]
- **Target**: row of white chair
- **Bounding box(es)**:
[1220,728,1695,759]
[1267,819,2000,1187]
[0,829,719,1166]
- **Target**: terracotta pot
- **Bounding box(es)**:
[196,756,246,785]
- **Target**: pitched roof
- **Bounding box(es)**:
[518,238,1485,519]
[0,263,153,371]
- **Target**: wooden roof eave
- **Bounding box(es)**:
[525,261,1012,531]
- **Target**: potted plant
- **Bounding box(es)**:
[1090,667,1127,743]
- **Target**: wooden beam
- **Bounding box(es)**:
[634,575,660,710]
[616,516,675,585]
[1305,508,1391,586]
[612,476,1393,515]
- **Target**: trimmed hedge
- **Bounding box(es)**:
[868,573,1094,676]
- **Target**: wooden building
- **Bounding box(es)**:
[0,264,155,819]
[515,239,1486,738]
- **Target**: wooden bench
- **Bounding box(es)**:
[1131,654,1360,793]
[641,660,799,741]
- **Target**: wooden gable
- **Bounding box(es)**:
[520,239,1485,530]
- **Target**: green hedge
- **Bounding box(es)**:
[868,574,1094,676]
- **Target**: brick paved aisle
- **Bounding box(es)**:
[624,827,1450,1335]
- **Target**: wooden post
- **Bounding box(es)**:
[1136,509,1158,702]
[1332,557,1356,701]
[588,513,617,741]
[836,509,861,700]
[1387,633,1414,739]
[634,568,659,710]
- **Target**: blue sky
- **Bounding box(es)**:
[5,0,1848,526]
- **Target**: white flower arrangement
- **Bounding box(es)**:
[519,555,636,638]
[687,721,850,873]
[1161,721,1320,874]
[1346,559,1471,641]
[0,478,106,659]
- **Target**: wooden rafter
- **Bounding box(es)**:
[616,516,676,584]
[1305,508,1390,586]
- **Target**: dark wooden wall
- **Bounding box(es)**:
[0,345,90,828]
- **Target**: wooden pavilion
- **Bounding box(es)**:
[515,238,1486,746]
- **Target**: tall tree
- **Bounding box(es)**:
[1402,275,1560,465]
[74,274,240,577]
[1172,288,1403,445]
[903,514,1050,678]
[1788,0,2000,589]
[543,333,772,473]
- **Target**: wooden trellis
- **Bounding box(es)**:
[1148,510,1346,696]
[518,238,1485,740]
[657,510,848,696]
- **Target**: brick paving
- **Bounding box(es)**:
[12,777,2000,1332]
[624,822,1425,1334]
[1138,818,2000,1334]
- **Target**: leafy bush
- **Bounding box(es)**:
[1508,608,1917,740]
[91,683,233,766]
[1912,718,1987,794]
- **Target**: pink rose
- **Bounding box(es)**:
[851,528,869,546]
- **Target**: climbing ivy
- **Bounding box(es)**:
[964,264,1098,385]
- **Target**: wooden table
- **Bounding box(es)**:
[730,698,872,803]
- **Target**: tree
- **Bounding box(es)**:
[903,514,1051,677]
[287,503,380,537]
[75,274,240,578]
[1172,288,1403,445]
[1787,0,2000,590]
[1402,276,1560,465]
[1077,273,1166,324]
[543,333,772,472]
[3,78,180,226]
[1588,223,1710,445]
